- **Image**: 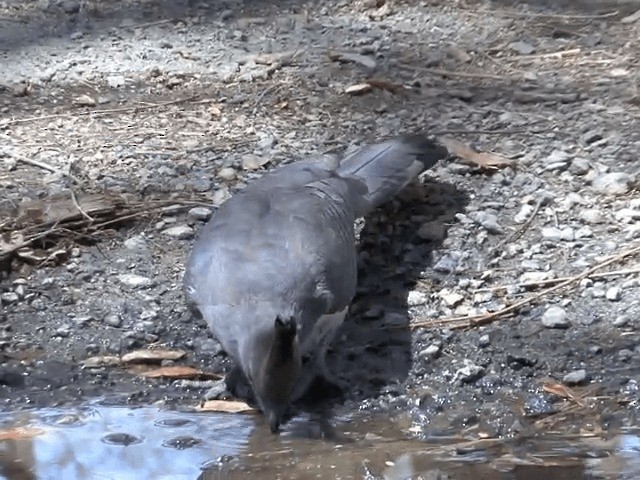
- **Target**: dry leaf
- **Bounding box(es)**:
[438,137,512,169]
[198,400,257,414]
[121,348,187,364]
[541,381,583,406]
[82,355,121,368]
[275,101,289,110]
[0,427,46,441]
[138,365,222,380]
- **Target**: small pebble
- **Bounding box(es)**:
[563,369,588,386]
[419,344,441,360]
[591,172,633,195]
[163,225,194,240]
[606,287,621,301]
[187,207,213,224]
[478,334,491,347]
[612,315,629,327]
[217,167,237,181]
[117,274,155,289]
[469,211,503,234]
[407,291,428,307]
[1,292,19,304]
[454,360,485,384]
[579,209,604,224]
[104,314,123,328]
[541,306,570,329]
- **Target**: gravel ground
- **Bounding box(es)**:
[1,0,640,437]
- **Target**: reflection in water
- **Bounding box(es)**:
[0,406,639,480]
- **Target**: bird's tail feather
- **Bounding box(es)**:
[336,134,449,216]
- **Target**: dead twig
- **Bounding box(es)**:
[474,267,640,293]
[69,189,94,222]
[493,197,544,253]
[473,9,618,20]
[430,128,550,136]
[411,243,640,330]
[1,96,198,126]
[1,149,81,184]
[423,68,516,81]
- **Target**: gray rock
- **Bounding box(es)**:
[419,343,441,360]
[478,334,491,347]
[204,379,230,400]
[575,226,594,239]
[606,287,621,301]
[217,167,237,181]
[615,208,640,222]
[163,225,194,240]
[563,369,588,385]
[433,254,459,273]
[570,157,591,175]
[187,207,213,224]
[541,227,563,241]
[612,315,629,327]
[407,290,428,306]
[579,209,604,224]
[104,314,122,327]
[541,306,570,329]
[591,172,633,195]
[124,235,148,251]
[1,292,19,304]
[510,40,535,55]
[117,274,155,289]
[453,360,485,384]
[469,211,503,234]
[107,75,126,89]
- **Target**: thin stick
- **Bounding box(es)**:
[430,128,550,136]
[411,244,640,330]
[473,9,618,20]
[493,198,544,252]
[69,189,94,222]
[474,267,640,293]
[1,149,81,184]
[423,68,514,81]
[510,48,582,60]
[2,95,198,126]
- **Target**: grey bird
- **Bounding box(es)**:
[183,133,449,432]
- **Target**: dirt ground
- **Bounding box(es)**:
[1,0,640,438]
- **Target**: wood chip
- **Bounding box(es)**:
[0,427,46,441]
[345,79,407,96]
[437,137,513,169]
[198,400,257,414]
[121,348,187,364]
[138,365,223,380]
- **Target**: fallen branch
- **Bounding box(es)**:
[411,243,640,330]
[1,149,81,184]
[1,96,198,126]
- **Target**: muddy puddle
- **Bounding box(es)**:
[0,405,638,480]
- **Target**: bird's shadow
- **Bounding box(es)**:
[298,175,470,414]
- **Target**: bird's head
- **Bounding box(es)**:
[246,315,302,433]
